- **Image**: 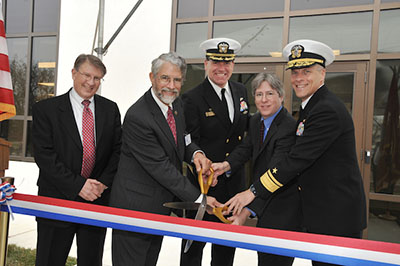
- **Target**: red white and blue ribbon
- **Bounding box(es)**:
[0,182,15,219]
[1,193,400,266]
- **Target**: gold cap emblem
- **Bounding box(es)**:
[291,45,304,59]
[218,42,229,54]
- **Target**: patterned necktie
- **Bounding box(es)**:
[260,119,265,146]
[81,100,96,178]
[221,88,230,122]
[167,106,177,145]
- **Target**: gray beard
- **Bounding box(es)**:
[158,88,178,105]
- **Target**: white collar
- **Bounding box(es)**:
[151,87,172,118]
[208,77,231,98]
[301,84,324,109]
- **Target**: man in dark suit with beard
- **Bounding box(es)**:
[226,40,367,266]
[32,54,122,266]
[180,38,250,266]
[212,72,301,266]
[109,52,218,266]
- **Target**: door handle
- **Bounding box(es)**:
[364,150,371,164]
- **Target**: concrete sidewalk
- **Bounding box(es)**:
[5,161,311,265]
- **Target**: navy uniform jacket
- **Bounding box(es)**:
[182,78,250,203]
[254,85,367,236]
[227,108,301,231]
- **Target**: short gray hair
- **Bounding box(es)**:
[251,72,284,98]
[151,52,187,81]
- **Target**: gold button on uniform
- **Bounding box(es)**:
[238,136,242,141]
[298,186,302,191]
[226,138,229,143]
[225,152,229,157]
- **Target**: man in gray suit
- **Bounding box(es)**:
[109,52,218,266]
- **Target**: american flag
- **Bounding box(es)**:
[0,0,15,121]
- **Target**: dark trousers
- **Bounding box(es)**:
[112,229,163,266]
[179,209,236,266]
[35,220,106,266]
[180,238,236,266]
[258,252,294,266]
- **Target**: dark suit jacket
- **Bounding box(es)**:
[182,78,249,203]
[254,85,367,236]
[32,89,122,224]
[109,89,201,216]
[227,107,301,230]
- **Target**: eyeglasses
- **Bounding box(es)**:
[254,91,278,100]
[77,70,104,83]
[158,75,183,85]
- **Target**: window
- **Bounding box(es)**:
[213,18,283,57]
[0,0,60,160]
[378,9,400,53]
[289,12,373,55]
[214,0,284,15]
[372,60,400,196]
[177,0,208,18]
[176,23,208,58]
[291,0,373,11]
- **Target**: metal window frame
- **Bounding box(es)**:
[3,0,61,161]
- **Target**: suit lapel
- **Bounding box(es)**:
[260,122,277,153]
[256,108,284,158]
[299,85,326,123]
[58,91,82,150]
[202,79,231,130]
[251,113,263,154]
[145,90,181,158]
[94,95,105,150]
[228,81,242,137]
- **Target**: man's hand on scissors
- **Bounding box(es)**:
[211,161,230,178]
[224,189,255,216]
[228,208,251,225]
[206,196,223,214]
[193,152,218,186]
[193,151,211,173]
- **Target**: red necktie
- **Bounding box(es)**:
[167,106,177,145]
[81,100,96,178]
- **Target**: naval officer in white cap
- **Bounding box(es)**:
[180,38,250,266]
[225,39,367,266]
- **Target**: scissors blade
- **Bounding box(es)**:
[163,201,202,211]
[184,194,207,253]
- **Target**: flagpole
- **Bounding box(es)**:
[95,0,105,95]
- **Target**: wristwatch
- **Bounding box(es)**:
[249,184,257,197]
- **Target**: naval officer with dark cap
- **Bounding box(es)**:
[225,39,367,266]
[180,38,250,266]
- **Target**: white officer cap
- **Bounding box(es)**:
[283,39,335,69]
[200,37,241,62]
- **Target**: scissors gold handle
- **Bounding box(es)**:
[197,168,214,195]
[213,206,232,224]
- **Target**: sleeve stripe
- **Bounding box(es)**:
[260,169,283,193]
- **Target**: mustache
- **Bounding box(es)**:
[160,87,179,94]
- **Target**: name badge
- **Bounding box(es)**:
[185,134,192,146]
[205,110,215,117]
